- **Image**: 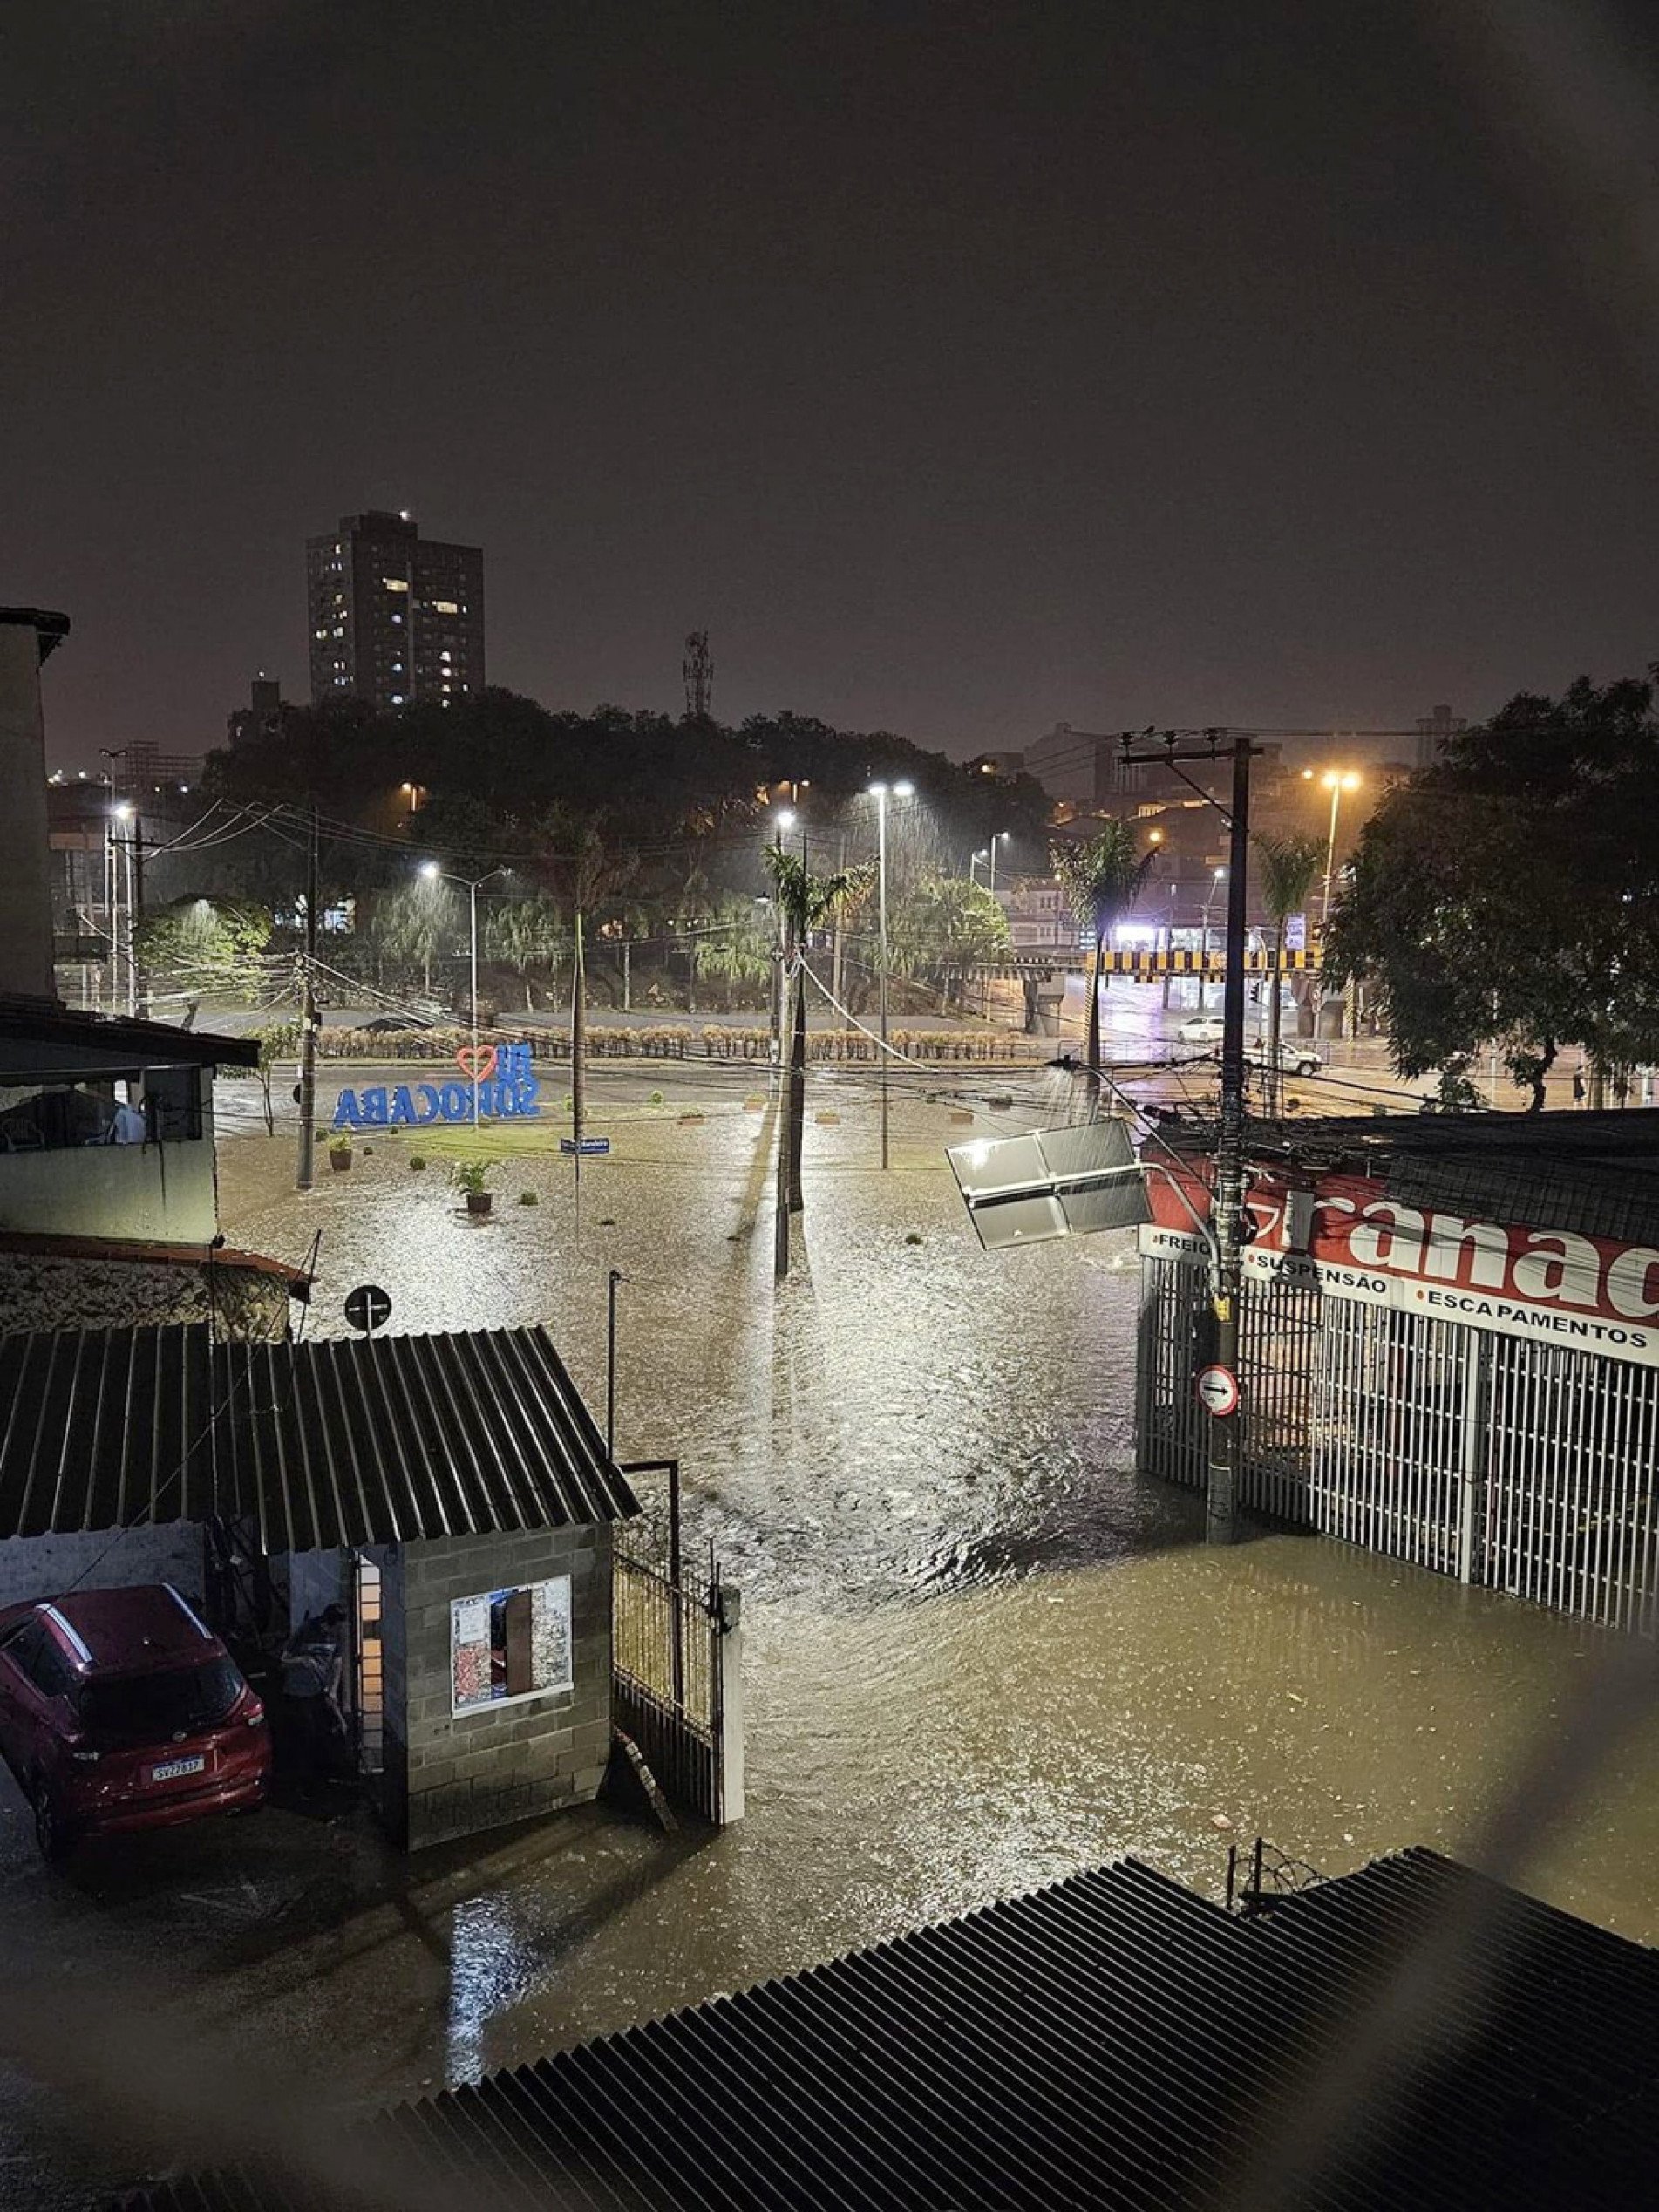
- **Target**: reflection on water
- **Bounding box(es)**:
[217,1079,1659,2090]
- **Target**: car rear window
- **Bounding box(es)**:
[78,1658,244,1740]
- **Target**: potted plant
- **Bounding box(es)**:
[329,1133,353,1173]
[452,1157,493,1215]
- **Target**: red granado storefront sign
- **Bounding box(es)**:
[1140,1163,1659,1369]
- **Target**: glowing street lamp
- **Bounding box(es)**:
[419,860,510,1120]
[973,830,1009,894]
[1199,864,1226,1011]
[1305,768,1362,924]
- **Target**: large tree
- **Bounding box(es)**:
[1326,675,1659,1107]
[1051,823,1158,1093]
[887,875,1012,1014]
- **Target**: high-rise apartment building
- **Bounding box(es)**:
[306,511,484,710]
[1414,703,1465,771]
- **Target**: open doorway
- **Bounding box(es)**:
[350,1553,384,1778]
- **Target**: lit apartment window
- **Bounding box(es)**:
[391,613,404,626]
[432,599,459,615]
[391,692,405,704]
[383,577,410,593]
[332,624,344,637]
[391,662,404,674]
[439,649,452,662]
[314,627,327,640]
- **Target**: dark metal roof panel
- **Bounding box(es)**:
[0,1324,637,1553]
[112,1849,1659,2212]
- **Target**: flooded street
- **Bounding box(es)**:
[223,1068,1659,1970]
[5,1063,1659,2206]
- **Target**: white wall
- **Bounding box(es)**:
[284,1548,347,1630]
[0,1139,218,1242]
[0,1524,205,1612]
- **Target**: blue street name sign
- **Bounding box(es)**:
[560,1136,611,1156]
[333,1041,540,1130]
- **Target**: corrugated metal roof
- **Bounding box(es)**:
[112,1848,1659,2211]
[0,1324,637,1551]
[0,997,258,1068]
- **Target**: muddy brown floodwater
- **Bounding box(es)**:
[7,1062,1659,2206]
[221,1067,1659,1966]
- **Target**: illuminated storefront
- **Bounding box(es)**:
[1138,1118,1659,1632]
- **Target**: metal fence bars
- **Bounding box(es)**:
[1138,1251,1659,1633]
[612,1546,727,1822]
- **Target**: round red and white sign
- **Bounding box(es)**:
[1195,1364,1241,1418]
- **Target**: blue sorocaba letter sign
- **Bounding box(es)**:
[333,1041,540,1129]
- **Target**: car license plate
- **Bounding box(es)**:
[150,1753,206,1783]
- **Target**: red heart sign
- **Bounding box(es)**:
[456,1044,498,1082]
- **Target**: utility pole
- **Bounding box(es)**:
[296,806,320,1192]
[571,907,587,1195]
[773,908,794,1280]
[1120,730,1254,1545]
[129,811,146,1018]
[788,824,807,1211]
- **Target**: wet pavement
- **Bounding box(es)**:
[4,1066,1659,2205]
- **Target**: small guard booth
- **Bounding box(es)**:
[0,1321,640,1848]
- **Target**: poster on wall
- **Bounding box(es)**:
[450,1575,573,1716]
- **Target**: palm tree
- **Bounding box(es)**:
[699,891,775,1010]
[484,895,566,1011]
[764,848,871,1276]
[1254,832,1324,1115]
[1050,824,1158,1094]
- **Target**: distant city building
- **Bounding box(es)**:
[227,671,292,749]
[105,742,201,800]
[1023,725,1146,813]
[996,875,1079,955]
[1414,703,1465,771]
[306,511,484,711]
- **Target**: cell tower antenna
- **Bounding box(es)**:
[683,630,713,721]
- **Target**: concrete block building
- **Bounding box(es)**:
[0,1322,640,1847]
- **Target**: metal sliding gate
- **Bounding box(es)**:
[1139,1253,1659,1633]
[612,1547,730,1823]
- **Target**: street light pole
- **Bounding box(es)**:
[470,875,480,1117]
[1318,770,1360,927]
[297,806,320,1192]
[423,861,507,1123]
[868,779,913,1169]
[770,807,794,1075]
[606,1267,622,1455]
[1199,867,1225,1011]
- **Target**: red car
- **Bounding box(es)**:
[0,1582,270,1859]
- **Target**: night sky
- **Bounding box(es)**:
[10,0,1659,771]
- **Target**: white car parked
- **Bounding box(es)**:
[1246,1037,1325,1079]
[1176,1014,1224,1045]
